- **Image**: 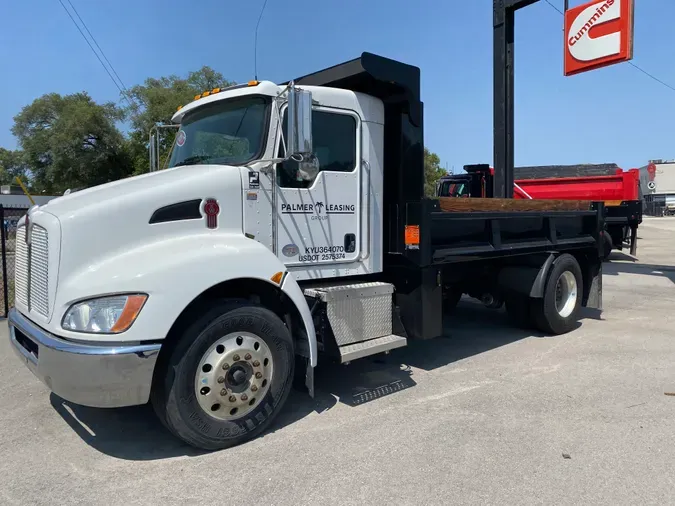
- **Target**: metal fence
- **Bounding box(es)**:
[0,205,29,317]
[644,194,667,217]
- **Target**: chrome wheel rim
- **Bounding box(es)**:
[194,332,274,421]
[555,271,578,318]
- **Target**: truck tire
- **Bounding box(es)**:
[601,231,613,261]
[531,254,582,335]
[152,301,294,450]
[505,295,534,329]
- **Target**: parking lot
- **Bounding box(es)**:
[1,217,674,505]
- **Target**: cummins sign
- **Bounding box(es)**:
[564,0,634,76]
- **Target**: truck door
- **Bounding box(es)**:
[275,106,361,266]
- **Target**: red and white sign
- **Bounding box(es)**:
[564,0,634,77]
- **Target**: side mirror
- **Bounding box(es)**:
[287,86,313,159]
[149,132,158,172]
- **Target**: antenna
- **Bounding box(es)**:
[254,0,270,81]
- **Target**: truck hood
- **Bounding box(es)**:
[41,165,233,218]
[33,165,244,295]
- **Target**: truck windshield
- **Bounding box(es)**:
[168,96,269,168]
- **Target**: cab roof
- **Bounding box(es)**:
[171,81,280,123]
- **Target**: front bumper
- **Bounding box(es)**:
[8,308,161,408]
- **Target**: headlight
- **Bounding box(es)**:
[62,294,147,334]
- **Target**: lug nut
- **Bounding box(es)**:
[251,385,258,392]
[229,395,237,402]
[245,353,252,360]
[233,354,240,361]
[252,360,260,367]
[220,389,228,396]
[241,394,248,401]
[217,376,225,383]
[222,363,230,370]
[255,372,263,379]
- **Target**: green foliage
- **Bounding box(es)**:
[0,148,30,186]
[11,92,131,193]
[424,147,447,197]
[123,66,234,174]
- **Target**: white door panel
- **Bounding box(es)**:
[277,172,360,265]
[275,107,362,267]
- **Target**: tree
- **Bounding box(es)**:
[424,148,446,197]
[11,93,132,193]
[123,67,234,174]
[0,149,30,187]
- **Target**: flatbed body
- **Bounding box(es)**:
[439,164,641,257]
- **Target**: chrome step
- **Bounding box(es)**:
[338,334,407,363]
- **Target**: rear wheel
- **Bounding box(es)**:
[152,301,294,450]
[601,231,613,260]
[531,254,582,335]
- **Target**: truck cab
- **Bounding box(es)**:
[166,79,385,279]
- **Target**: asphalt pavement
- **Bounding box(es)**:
[1,217,675,505]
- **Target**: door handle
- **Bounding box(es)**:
[344,233,356,253]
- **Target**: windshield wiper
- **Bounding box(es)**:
[173,155,213,167]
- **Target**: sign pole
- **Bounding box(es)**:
[493,0,540,199]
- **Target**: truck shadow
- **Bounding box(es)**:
[49,299,577,461]
[49,384,339,461]
[607,250,637,262]
[603,260,675,284]
[386,299,561,371]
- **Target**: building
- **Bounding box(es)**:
[638,160,675,216]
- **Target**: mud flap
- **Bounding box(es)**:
[629,225,638,257]
[305,358,315,398]
[294,356,315,398]
[584,260,603,310]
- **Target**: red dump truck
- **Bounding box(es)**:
[437,164,642,259]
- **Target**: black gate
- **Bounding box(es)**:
[0,205,29,318]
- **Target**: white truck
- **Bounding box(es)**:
[9,53,603,450]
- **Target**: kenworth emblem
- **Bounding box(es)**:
[204,199,220,229]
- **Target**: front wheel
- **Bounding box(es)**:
[531,254,582,335]
[152,301,295,450]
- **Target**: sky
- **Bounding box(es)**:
[1,0,674,172]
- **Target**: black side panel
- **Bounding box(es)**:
[149,199,202,224]
[388,265,443,340]
[605,200,643,227]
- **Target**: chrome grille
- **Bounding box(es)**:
[29,225,49,317]
[15,227,28,306]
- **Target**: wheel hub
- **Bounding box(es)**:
[225,362,253,393]
[554,270,578,318]
[194,332,274,420]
